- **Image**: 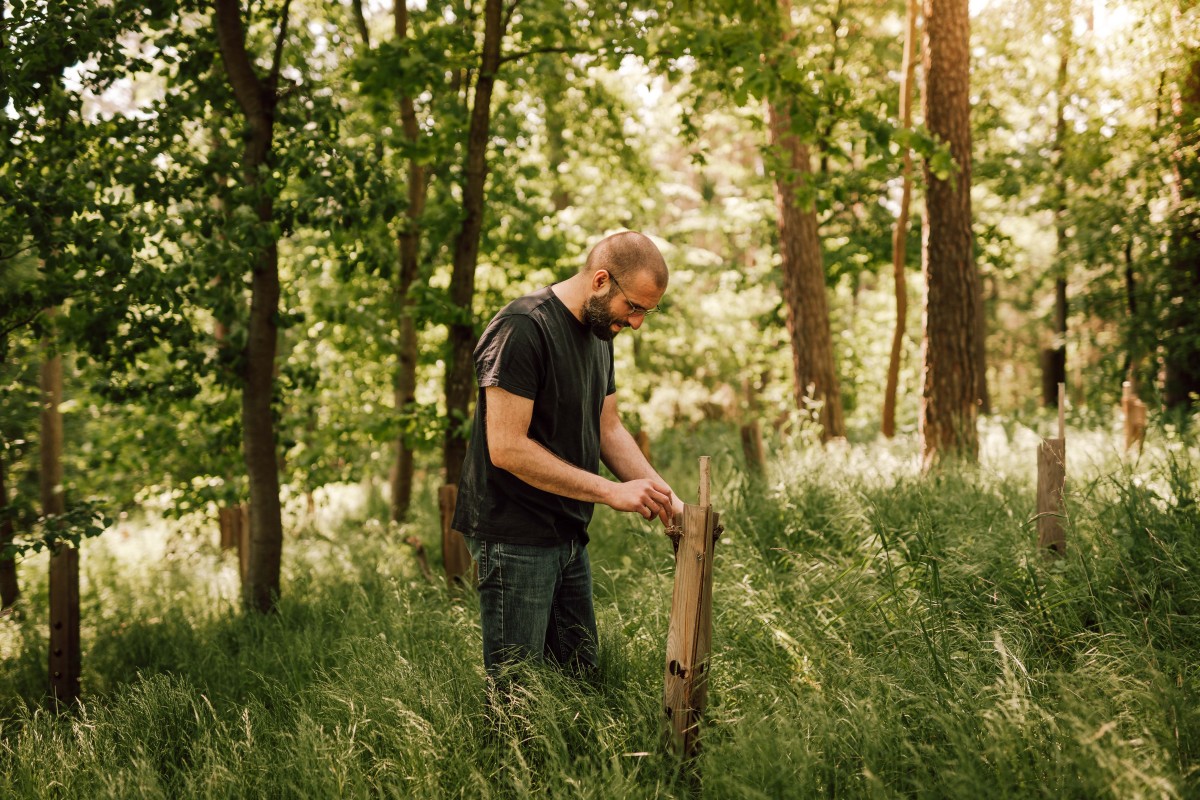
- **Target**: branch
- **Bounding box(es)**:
[214,0,266,122]
[351,0,370,47]
[501,0,524,33]
[268,0,293,91]
[497,44,601,66]
[0,244,36,262]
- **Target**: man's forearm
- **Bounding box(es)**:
[601,421,665,485]
[493,437,615,506]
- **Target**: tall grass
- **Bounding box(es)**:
[0,420,1196,798]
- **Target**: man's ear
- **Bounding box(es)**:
[590,269,610,293]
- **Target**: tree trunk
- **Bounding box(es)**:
[883,0,919,439]
[388,1,428,522]
[1043,40,1070,409]
[0,450,17,609]
[215,0,290,612]
[1165,34,1200,411]
[765,0,845,442]
[919,0,980,469]
[42,323,78,705]
[443,0,505,484]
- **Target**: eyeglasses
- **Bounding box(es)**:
[608,273,660,317]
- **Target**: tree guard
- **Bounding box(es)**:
[1037,384,1067,555]
[663,457,722,760]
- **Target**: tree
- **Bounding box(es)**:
[883,0,919,438]
[919,0,980,467]
[765,0,846,441]
[1165,4,1200,413]
[214,0,293,612]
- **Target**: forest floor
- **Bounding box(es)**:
[0,419,1197,799]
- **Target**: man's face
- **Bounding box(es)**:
[583,270,665,341]
[581,285,623,341]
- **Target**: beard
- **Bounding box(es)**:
[582,291,622,341]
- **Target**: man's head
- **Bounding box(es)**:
[580,231,668,341]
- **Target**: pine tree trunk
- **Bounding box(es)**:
[919,0,980,468]
[765,0,845,442]
[1165,39,1200,411]
[883,0,918,439]
[215,0,290,612]
[443,0,505,484]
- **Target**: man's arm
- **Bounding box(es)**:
[486,386,674,520]
[599,393,684,525]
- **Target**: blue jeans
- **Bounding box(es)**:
[464,537,599,676]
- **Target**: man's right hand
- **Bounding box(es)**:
[608,478,675,524]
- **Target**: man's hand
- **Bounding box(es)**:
[608,478,676,525]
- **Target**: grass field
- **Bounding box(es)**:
[1,420,1197,798]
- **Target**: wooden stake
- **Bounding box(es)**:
[1122,381,1147,452]
[663,457,720,761]
[438,485,473,588]
[740,421,765,474]
[236,503,250,583]
[1057,382,1065,440]
[1037,436,1066,556]
[48,545,80,708]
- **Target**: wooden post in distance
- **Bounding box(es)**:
[439,485,473,588]
[1122,381,1147,452]
[1037,383,1067,555]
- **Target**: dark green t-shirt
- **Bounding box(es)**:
[452,286,616,546]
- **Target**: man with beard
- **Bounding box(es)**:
[452,230,684,679]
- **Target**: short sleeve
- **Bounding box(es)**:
[474,314,543,400]
[605,340,616,396]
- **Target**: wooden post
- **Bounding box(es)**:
[439,485,473,588]
[663,456,721,761]
[236,503,250,583]
[48,545,80,707]
[1037,384,1067,555]
[740,421,765,474]
[1122,381,1147,452]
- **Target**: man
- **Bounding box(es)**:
[452,230,684,677]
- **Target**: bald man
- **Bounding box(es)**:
[452,231,684,678]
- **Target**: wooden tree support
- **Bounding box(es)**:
[663,456,722,762]
[1122,381,1147,452]
[740,421,765,474]
[1037,384,1067,556]
[228,503,250,583]
[438,485,473,588]
[48,544,80,708]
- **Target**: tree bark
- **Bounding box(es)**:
[1043,38,1070,408]
[215,0,290,612]
[883,0,919,439]
[0,449,17,609]
[919,0,980,469]
[42,321,78,705]
[387,1,428,522]
[1165,28,1200,411]
[443,0,505,484]
[765,0,845,442]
